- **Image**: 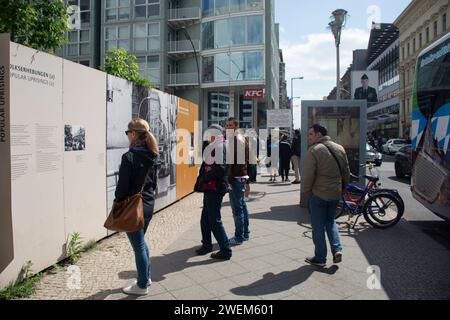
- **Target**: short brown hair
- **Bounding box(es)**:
[227,117,239,127]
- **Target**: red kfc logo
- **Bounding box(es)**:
[244,89,265,99]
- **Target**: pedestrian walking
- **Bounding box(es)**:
[225,118,250,245]
[303,124,350,267]
[291,129,302,184]
[267,134,279,182]
[117,119,159,296]
[194,124,232,260]
[279,135,292,182]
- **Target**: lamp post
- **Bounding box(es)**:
[180,27,202,114]
[290,76,304,108]
[329,9,348,101]
[290,76,304,132]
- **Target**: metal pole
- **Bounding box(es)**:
[181,28,201,115]
[336,43,341,100]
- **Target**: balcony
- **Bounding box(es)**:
[167,40,200,59]
[168,7,201,29]
[167,73,199,88]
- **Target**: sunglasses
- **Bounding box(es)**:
[125,130,132,135]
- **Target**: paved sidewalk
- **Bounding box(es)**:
[30,175,450,300]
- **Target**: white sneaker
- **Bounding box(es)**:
[122,284,149,296]
[134,279,152,286]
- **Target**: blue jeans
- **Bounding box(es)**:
[229,181,250,243]
[308,194,342,263]
[248,164,257,182]
[200,192,232,256]
[126,216,152,289]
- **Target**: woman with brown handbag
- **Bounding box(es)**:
[116,119,159,296]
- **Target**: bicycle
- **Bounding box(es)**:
[335,163,404,229]
[353,163,405,212]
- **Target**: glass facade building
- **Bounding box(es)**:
[60,0,280,130]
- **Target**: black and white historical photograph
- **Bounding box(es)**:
[64,125,85,152]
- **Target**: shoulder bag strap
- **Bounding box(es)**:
[320,143,345,186]
[133,152,153,194]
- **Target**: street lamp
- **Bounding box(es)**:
[290,76,304,132]
[180,27,202,112]
[290,76,304,108]
[329,9,348,101]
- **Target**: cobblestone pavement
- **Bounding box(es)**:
[29,174,450,300]
[29,193,204,300]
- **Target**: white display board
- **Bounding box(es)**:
[267,109,293,128]
[0,38,107,288]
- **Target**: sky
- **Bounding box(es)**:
[275,0,412,128]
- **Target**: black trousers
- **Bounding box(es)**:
[279,158,291,179]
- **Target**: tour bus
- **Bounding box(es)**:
[411,31,450,221]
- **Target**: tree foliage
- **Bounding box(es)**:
[0,0,70,53]
[102,48,152,88]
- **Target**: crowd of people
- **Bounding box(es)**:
[113,118,349,296]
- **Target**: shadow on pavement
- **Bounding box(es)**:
[231,265,338,296]
[343,219,450,299]
[84,246,225,300]
[83,288,139,300]
[387,176,411,185]
[251,204,303,223]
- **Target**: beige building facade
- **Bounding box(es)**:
[395,0,450,137]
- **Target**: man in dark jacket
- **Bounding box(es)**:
[194,124,232,260]
[225,118,250,246]
[291,129,301,184]
[279,135,292,182]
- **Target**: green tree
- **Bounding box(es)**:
[102,48,151,88]
[0,0,70,53]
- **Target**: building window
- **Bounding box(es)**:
[208,92,230,128]
[134,22,160,52]
[239,97,253,129]
[402,46,405,60]
[67,29,90,56]
[202,15,264,50]
[434,20,438,38]
[202,0,264,17]
[203,50,264,83]
[136,55,160,85]
[105,25,130,53]
[105,0,130,21]
[202,22,214,50]
[68,0,91,24]
[202,56,214,82]
[443,14,447,32]
[407,42,410,56]
[135,0,160,18]
[419,33,422,48]
[413,38,416,53]
[426,27,430,43]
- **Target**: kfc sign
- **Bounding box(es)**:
[244,88,265,99]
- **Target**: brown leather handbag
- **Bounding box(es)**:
[104,170,150,233]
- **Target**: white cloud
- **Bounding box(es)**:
[281,28,370,82]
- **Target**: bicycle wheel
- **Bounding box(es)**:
[369,188,405,214]
[363,192,403,228]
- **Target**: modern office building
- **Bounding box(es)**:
[366,23,400,139]
[279,49,289,110]
[394,0,450,137]
[60,0,281,130]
